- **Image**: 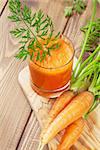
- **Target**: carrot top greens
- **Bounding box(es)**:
[64,0,86,17]
[81,18,100,52]
[71,0,100,116]
[8,0,60,61]
[64,0,100,17]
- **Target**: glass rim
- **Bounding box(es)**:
[29,36,75,70]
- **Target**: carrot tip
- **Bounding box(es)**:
[37,141,44,150]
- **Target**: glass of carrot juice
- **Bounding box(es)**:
[29,36,74,98]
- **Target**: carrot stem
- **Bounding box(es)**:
[72,0,97,78]
[77,45,100,76]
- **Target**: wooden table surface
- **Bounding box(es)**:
[0,1,100,150]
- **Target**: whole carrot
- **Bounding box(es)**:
[45,91,74,127]
[58,118,85,150]
[38,91,94,150]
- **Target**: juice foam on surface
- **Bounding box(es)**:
[33,38,73,68]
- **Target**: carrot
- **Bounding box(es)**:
[41,91,74,147]
[58,118,85,150]
[45,91,74,128]
[49,91,74,119]
[38,91,94,150]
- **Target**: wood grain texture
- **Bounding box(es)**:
[0,3,32,150]
[17,113,48,150]
[0,0,7,15]
[0,60,32,150]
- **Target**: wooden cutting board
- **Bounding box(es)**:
[18,57,100,150]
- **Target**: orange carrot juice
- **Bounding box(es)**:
[29,37,74,97]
